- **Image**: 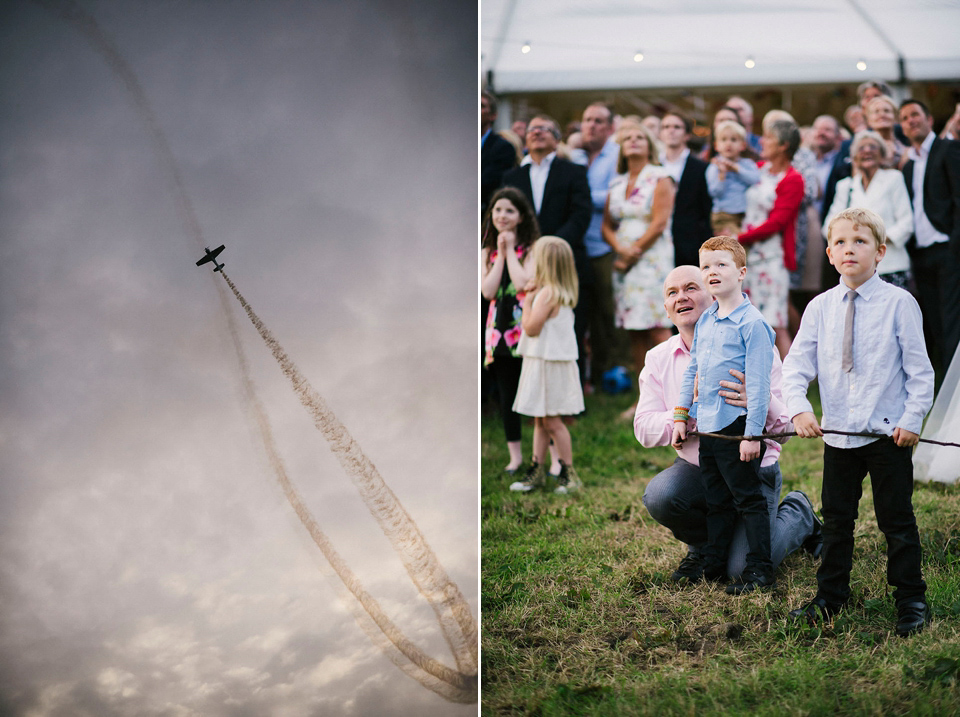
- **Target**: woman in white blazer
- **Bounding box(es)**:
[822,130,914,289]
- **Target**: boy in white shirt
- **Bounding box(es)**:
[782,207,934,637]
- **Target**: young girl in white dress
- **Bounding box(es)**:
[510,236,585,494]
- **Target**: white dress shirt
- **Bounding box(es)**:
[907,131,950,249]
[782,272,934,449]
[660,148,689,185]
[521,151,556,214]
[822,169,914,274]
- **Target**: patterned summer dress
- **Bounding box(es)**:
[609,164,673,330]
[483,245,528,366]
[742,166,789,328]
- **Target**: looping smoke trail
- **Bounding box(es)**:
[220,290,475,702]
[37,0,477,702]
[212,272,476,701]
[221,272,478,680]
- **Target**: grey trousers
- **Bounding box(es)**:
[642,456,815,578]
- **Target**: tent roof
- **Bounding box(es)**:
[482,0,960,93]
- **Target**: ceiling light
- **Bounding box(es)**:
[634,51,644,63]
[857,59,867,71]
[521,41,531,54]
[745,56,756,69]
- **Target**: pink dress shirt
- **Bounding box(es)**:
[634,333,791,467]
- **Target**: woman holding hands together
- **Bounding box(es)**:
[603,121,676,408]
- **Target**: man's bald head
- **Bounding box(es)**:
[663,265,703,298]
[663,264,713,332]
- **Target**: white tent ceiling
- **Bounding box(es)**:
[481,0,960,93]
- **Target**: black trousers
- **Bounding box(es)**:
[584,252,616,381]
[487,354,524,443]
[573,276,590,389]
[911,242,960,376]
[699,415,772,578]
[817,440,926,607]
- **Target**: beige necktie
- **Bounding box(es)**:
[842,290,857,372]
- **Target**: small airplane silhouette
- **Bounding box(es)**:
[196,245,225,272]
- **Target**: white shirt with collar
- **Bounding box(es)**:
[521,151,556,214]
[907,131,950,249]
[815,148,839,189]
[660,147,689,185]
[782,272,934,449]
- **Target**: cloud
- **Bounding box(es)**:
[0,0,477,714]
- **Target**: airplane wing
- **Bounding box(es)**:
[196,245,225,266]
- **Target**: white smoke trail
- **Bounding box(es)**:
[218,282,475,702]
[221,272,478,685]
[35,0,477,702]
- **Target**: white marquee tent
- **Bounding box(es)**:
[481,0,960,93]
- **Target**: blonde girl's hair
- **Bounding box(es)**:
[531,236,579,307]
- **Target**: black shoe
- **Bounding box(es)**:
[725,571,775,595]
[670,554,725,584]
[896,601,930,637]
[702,561,727,583]
[787,491,824,559]
[789,597,843,625]
[670,552,704,583]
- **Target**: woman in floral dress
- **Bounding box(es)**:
[481,187,540,474]
[603,121,676,416]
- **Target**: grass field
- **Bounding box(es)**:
[481,387,960,716]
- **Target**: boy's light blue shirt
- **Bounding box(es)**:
[678,294,775,437]
[781,272,934,448]
[706,158,761,214]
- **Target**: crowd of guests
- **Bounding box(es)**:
[481,82,960,634]
[483,84,960,408]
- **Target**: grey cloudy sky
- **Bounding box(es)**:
[0,1,477,715]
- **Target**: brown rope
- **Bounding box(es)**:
[688,429,960,448]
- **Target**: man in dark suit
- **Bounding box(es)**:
[659,112,712,267]
[481,91,517,217]
[502,115,592,382]
[900,98,960,375]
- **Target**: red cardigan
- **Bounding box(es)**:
[738,164,804,271]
